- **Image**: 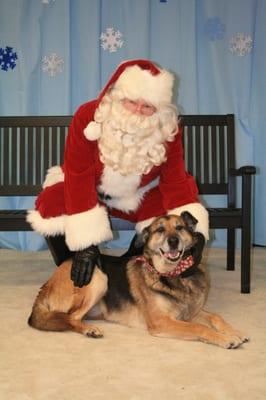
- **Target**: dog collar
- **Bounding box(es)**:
[135,255,194,278]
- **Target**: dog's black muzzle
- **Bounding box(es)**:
[167,235,180,250]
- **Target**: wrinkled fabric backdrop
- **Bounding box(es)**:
[0,0,265,250]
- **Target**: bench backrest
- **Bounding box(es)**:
[0,116,72,196]
[181,114,235,195]
[0,114,235,197]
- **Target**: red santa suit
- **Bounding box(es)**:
[27,59,209,251]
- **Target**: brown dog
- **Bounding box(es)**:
[28,212,249,348]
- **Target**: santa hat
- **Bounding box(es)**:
[84,59,174,141]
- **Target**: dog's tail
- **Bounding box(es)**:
[28,285,76,332]
[28,304,74,332]
[28,288,103,337]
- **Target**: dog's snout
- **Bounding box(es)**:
[168,236,179,249]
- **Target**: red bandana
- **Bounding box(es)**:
[135,255,194,278]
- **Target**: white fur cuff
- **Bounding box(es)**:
[65,204,113,251]
[168,203,209,240]
[27,210,65,236]
[42,166,64,189]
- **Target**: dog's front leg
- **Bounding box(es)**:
[70,267,108,338]
[146,314,246,349]
[195,310,249,344]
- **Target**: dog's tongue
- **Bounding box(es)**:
[164,250,180,259]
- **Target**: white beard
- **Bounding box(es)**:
[94,91,178,176]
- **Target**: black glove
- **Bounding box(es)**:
[190,232,206,267]
[71,245,101,288]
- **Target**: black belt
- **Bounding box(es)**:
[98,191,112,201]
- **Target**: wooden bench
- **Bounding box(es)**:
[0,115,256,293]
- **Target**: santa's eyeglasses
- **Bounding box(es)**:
[122,98,157,116]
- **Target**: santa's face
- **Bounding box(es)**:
[94,90,178,176]
[121,98,157,117]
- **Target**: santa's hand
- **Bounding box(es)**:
[71,245,100,287]
[190,232,205,267]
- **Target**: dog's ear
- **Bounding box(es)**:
[180,211,198,231]
[135,227,150,248]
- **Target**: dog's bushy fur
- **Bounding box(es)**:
[28,212,249,348]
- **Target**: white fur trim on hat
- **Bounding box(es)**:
[65,204,113,251]
[113,65,174,107]
[84,121,102,141]
[43,166,64,189]
[27,210,65,236]
[167,203,209,240]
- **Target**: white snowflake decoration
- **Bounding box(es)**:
[100,27,124,53]
[42,53,64,77]
[229,33,253,56]
[42,0,56,4]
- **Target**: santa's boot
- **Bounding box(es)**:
[45,235,74,266]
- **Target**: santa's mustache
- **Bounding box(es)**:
[105,100,160,136]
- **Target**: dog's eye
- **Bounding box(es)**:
[156,225,165,233]
[175,226,183,231]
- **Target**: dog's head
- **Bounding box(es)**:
[137,212,198,275]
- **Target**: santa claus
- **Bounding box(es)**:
[27,59,209,287]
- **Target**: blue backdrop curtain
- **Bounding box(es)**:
[0,0,265,250]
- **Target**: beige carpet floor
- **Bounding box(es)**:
[0,247,265,400]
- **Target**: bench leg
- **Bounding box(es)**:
[45,235,74,266]
[241,229,251,294]
[240,173,253,293]
[227,229,235,271]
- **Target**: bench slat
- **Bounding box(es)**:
[60,127,66,164]
[211,125,217,183]
[27,127,34,185]
[202,125,209,184]
[36,126,42,185]
[20,127,25,185]
[51,127,58,166]
[195,124,201,185]
[219,125,225,183]
[43,126,50,176]
[3,127,9,185]
[11,127,17,185]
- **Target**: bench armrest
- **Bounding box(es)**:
[228,165,256,211]
[229,165,256,176]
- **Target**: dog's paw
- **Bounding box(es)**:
[220,329,250,345]
[85,326,104,339]
[219,334,248,349]
[233,330,250,343]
